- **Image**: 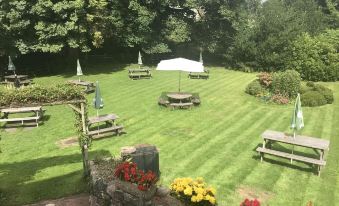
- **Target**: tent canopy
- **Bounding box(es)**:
[156,58,204,73]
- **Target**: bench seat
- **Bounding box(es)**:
[170,102,193,109]
[256,147,326,166]
[0,116,40,122]
[129,73,152,80]
[88,125,124,137]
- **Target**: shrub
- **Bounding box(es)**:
[257,72,273,88]
[170,177,217,205]
[301,91,327,107]
[300,85,311,94]
[246,80,264,96]
[284,30,339,81]
[313,84,334,104]
[271,70,301,98]
[306,81,315,87]
[240,198,260,206]
[271,94,289,104]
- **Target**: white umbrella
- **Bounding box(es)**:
[156,58,204,92]
[138,51,143,68]
[77,59,83,82]
[199,51,203,64]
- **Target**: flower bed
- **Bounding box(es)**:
[170,177,217,205]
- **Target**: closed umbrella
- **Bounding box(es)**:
[77,59,83,82]
[199,51,203,64]
[138,51,143,68]
[156,58,204,92]
[291,93,304,138]
[93,81,104,133]
[8,56,16,75]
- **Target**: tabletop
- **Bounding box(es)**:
[5,75,28,79]
[262,130,330,150]
[88,113,119,124]
[68,80,94,86]
[1,106,42,113]
[167,93,192,100]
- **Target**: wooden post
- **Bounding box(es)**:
[80,103,87,134]
[80,103,90,176]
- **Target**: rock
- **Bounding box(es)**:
[156,186,170,197]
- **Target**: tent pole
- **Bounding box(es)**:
[179,71,181,92]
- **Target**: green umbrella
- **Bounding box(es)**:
[291,93,304,138]
[93,81,104,116]
[8,56,16,75]
[138,51,143,68]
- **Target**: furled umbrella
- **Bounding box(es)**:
[77,59,83,82]
[199,50,203,64]
[291,93,304,139]
[138,51,143,68]
[93,81,104,134]
[8,56,16,75]
[156,58,204,92]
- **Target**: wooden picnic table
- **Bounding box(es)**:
[0,106,44,127]
[166,92,193,109]
[257,130,330,176]
[128,68,152,80]
[68,80,95,93]
[87,113,123,138]
[2,75,32,86]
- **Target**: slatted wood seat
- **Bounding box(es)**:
[188,70,209,79]
[170,102,193,109]
[87,125,124,136]
[256,147,326,166]
[129,73,152,80]
[0,116,40,127]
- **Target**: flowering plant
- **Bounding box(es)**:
[240,198,260,206]
[170,177,217,205]
[114,161,158,191]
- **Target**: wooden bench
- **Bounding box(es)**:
[188,70,209,79]
[257,130,330,176]
[0,106,44,127]
[256,147,326,175]
[128,68,152,80]
[87,125,124,139]
[170,102,193,109]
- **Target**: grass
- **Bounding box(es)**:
[1,64,339,205]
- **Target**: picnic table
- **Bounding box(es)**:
[256,130,330,176]
[188,69,209,79]
[0,106,44,127]
[128,68,152,80]
[68,80,95,93]
[1,75,32,86]
[167,92,193,109]
[87,113,124,139]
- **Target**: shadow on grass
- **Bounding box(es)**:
[59,62,129,78]
[252,143,318,175]
[0,150,111,206]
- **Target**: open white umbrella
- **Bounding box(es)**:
[77,59,83,81]
[156,58,204,92]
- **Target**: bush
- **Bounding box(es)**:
[306,81,315,87]
[272,70,301,98]
[301,91,327,107]
[284,30,339,81]
[246,80,264,96]
[271,94,289,104]
[313,84,334,104]
[240,198,260,206]
[257,72,273,88]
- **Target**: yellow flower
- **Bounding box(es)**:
[191,195,197,202]
[184,187,193,196]
[208,196,216,205]
[196,193,204,202]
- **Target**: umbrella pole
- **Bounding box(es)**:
[291,130,296,164]
[178,71,181,92]
[97,110,100,135]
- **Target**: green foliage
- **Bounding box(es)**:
[313,84,334,104]
[0,84,85,106]
[301,90,327,107]
[285,29,339,81]
[245,79,263,96]
[271,70,301,98]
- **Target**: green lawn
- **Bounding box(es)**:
[1,64,339,206]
